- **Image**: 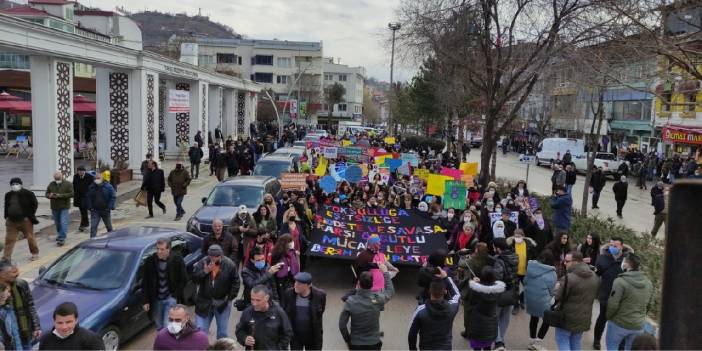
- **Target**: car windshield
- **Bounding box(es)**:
[42,247,135,290]
[597,153,616,160]
[206,185,264,208]
[254,162,291,179]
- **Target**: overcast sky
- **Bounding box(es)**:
[86,0,416,81]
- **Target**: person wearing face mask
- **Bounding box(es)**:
[38,302,103,350]
[3,178,39,261]
[506,229,537,314]
[85,173,116,239]
[45,171,74,247]
[153,304,209,350]
[524,207,551,254]
[167,162,191,221]
[592,237,633,350]
[510,180,530,199]
[444,208,461,244]
[271,234,300,299]
[229,205,259,261]
[605,253,653,351]
[241,247,282,309]
[263,193,278,220]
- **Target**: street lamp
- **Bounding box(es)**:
[388,22,401,133]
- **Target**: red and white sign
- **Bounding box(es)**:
[168,90,190,113]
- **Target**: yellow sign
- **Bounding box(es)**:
[462,174,474,188]
[384,136,396,145]
[413,168,430,181]
[315,156,328,177]
[374,155,390,165]
[460,162,479,176]
[359,163,369,176]
[341,140,352,147]
[426,174,452,196]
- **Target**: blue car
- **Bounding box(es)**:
[30,227,205,351]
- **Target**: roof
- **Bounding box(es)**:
[195,37,322,51]
[220,175,276,186]
[81,226,191,250]
[75,10,114,16]
[0,5,51,17]
[28,0,71,4]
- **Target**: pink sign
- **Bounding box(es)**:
[440,167,464,180]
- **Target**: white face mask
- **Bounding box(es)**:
[620,262,627,272]
[10,184,21,192]
[94,179,103,185]
[54,179,62,184]
[447,213,454,219]
[167,321,183,335]
[288,242,295,250]
[515,237,524,244]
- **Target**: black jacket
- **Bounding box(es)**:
[653,193,665,214]
[591,170,606,192]
[408,278,460,351]
[38,326,104,350]
[202,232,238,263]
[189,146,204,163]
[467,280,506,341]
[612,181,628,201]
[72,173,94,207]
[281,286,327,350]
[241,262,279,304]
[10,279,40,343]
[595,244,632,302]
[142,168,165,194]
[192,256,240,317]
[3,189,38,224]
[142,253,188,306]
[565,170,577,185]
[235,301,293,350]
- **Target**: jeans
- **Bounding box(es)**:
[592,191,601,207]
[566,184,573,195]
[152,296,177,330]
[190,162,200,178]
[495,305,513,343]
[174,195,185,217]
[554,327,583,350]
[90,209,113,238]
[196,303,231,339]
[606,321,641,351]
[52,208,69,242]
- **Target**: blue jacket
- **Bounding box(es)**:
[550,193,572,231]
[0,304,22,350]
[523,260,557,318]
[86,182,116,211]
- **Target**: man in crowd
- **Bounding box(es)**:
[72,166,94,232]
[230,205,258,260]
[152,304,209,351]
[339,261,395,350]
[192,245,240,339]
[0,259,40,350]
[143,237,188,330]
[46,171,74,246]
[493,238,519,351]
[242,247,281,308]
[141,153,155,176]
[167,161,191,221]
[142,161,167,218]
[188,142,203,179]
[500,209,516,238]
[550,185,572,233]
[553,252,599,350]
[86,172,116,238]
[3,177,39,261]
[236,285,293,350]
[591,166,606,209]
[612,175,628,218]
[38,302,104,350]
[565,164,577,195]
[203,219,238,263]
[408,277,460,350]
[282,272,327,350]
[593,237,630,350]
[650,181,666,238]
[606,253,654,351]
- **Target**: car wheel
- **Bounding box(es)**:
[535,156,540,166]
[101,326,121,351]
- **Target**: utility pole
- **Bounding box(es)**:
[388,22,401,134]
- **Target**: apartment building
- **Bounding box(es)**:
[322,58,366,121]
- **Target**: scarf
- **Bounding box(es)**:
[0,305,21,349]
[11,283,31,342]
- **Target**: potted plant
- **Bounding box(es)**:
[111,159,132,184]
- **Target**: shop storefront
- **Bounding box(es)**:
[662,124,702,159]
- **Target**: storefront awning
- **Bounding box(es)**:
[662,124,702,145]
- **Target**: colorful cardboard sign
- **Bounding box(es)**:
[384,158,403,172]
[280,173,307,191]
[440,167,464,180]
[426,174,452,196]
[460,162,479,176]
[315,156,328,177]
[414,168,430,181]
[344,165,363,184]
[384,136,396,145]
[400,153,419,167]
[322,146,338,159]
[443,180,467,209]
[319,176,337,193]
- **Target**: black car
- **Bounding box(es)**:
[186,176,281,237]
[470,137,483,148]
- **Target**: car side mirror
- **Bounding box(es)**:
[38,266,47,276]
[201,197,207,204]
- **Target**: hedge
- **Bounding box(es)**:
[497,178,663,321]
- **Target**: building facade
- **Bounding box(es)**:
[322,58,365,122]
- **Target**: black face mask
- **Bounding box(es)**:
[176,164,183,170]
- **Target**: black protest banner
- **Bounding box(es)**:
[308,205,450,266]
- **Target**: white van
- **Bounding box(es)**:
[535,138,585,166]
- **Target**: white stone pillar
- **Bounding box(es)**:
[208,86,222,143]
[96,68,132,169]
[190,81,208,147]
[128,69,159,170]
[222,89,237,139]
[30,56,74,186]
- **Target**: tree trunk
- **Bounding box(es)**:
[457,111,465,162]
[580,86,607,215]
[490,145,497,181]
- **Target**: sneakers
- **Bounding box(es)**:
[593,341,601,350]
[56,240,65,247]
[78,226,86,232]
[528,339,545,351]
[494,342,506,351]
[146,215,154,219]
[30,254,39,261]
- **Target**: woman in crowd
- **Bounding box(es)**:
[262,193,277,220]
[467,266,506,350]
[270,234,299,299]
[577,233,601,266]
[523,250,557,350]
[242,228,274,265]
[507,229,538,313]
[511,180,530,199]
[253,204,277,238]
[458,242,495,338]
[524,207,552,254]
[451,222,479,254]
[546,232,573,277]
[0,282,21,351]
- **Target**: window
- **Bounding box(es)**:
[339,74,347,81]
[324,74,333,81]
[217,53,236,64]
[612,100,650,120]
[252,55,273,65]
[277,75,289,84]
[65,7,74,20]
[662,93,672,112]
[238,56,242,65]
[277,57,292,67]
[338,103,347,111]
[686,94,697,112]
[199,55,214,65]
[253,73,273,83]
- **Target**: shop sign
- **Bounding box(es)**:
[663,127,702,145]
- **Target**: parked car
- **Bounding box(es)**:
[186,176,281,237]
[535,138,585,166]
[572,152,626,178]
[253,154,300,179]
[293,140,307,148]
[470,137,483,148]
[307,129,328,138]
[30,227,204,351]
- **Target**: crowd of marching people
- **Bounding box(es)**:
[0,126,659,351]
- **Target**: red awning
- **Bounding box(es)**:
[73,95,96,115]
[0,94,96,115]
[0,91,26,111]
